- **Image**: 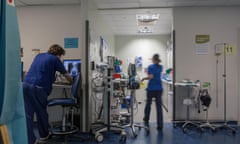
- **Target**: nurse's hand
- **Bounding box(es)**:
[63,73,74,84]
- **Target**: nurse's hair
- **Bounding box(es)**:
[48,44,65,56]
[152,53,161,63]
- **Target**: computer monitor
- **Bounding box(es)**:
[63,59,81,77]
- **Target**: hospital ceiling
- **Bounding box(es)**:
[15,0,240,35]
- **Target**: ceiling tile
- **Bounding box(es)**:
[140,1,168,7]
[95,0,139,3]
[19,0,51,5]
[16,0,81,6]
[95,0,240,8]
[226,1,240,5]
[50,0,81,5]
[196,1,227,6]
[16,0,239,35]
[99,8,173,35]
[15,0,26,6]
[97,2,140,9]
[167,1,196,7]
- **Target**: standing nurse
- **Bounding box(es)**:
[23,44,73,144]
[141,53,163,130]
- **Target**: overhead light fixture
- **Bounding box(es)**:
[138,27,152,33]
[136,14,159,26]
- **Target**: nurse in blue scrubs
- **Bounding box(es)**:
[141,54,163,130]
[22,44,73,144]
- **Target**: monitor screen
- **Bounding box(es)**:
[63,59,81,77]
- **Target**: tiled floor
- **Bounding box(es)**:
[44,88,238,144]
[38,122,240,144]
[134,88,172,123]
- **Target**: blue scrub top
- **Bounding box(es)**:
[147,64,163,91]
[23,53,66,95]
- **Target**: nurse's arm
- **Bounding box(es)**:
[63,73,73,83]
[141,74,153,81]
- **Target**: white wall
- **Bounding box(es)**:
[16,0,115,128]
[115,35,170,77]
[17,4,86,123]
[174,7,240,121]
[87,0,116,123]
[115,35,172,122]
[88,0,115,62]
[238,28,240,124]
[17,5,83,71]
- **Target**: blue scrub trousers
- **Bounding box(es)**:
[143,90,163,127]
[23,82,49,144]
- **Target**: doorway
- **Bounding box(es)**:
[88,7,174,124]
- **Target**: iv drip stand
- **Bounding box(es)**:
[215,43,236,134]
[216,55,219,108]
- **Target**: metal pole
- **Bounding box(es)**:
[223,43,226,122]
[216,56,219,108]
[172,30,176,122]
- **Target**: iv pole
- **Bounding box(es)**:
[215,43,236,134]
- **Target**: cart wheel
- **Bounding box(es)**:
[121,131,127,135]
[146,127,150,135]
[95,133,103,143]
[182,128,187,133]
[211,128,216,133]
[120,135,127,143]
[120,131,127,143]
[173,123,177,128]
[132,132,137,138]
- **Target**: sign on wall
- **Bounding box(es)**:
[32,49,40,58]
[135,56,143,68]
[64,37,79,48]
[215,44,236,56]
[195,35,210,55]
[100,36,108,62]
[225,44,236,55]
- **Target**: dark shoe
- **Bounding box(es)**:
[157,126,163,131]
[38,132,52,143]
[35,140,47,144]
[143,118,149,126]
[144,121,149,127]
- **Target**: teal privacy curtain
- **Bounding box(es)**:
[0,0,4,114]
[0,0,27,143]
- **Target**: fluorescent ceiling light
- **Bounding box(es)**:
[136,14,159,26]
[136,14,159,22]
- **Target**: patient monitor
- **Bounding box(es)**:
[54,59,81,85]
[63,59,81,77]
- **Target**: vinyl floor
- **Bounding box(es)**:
[35,122,240,144]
